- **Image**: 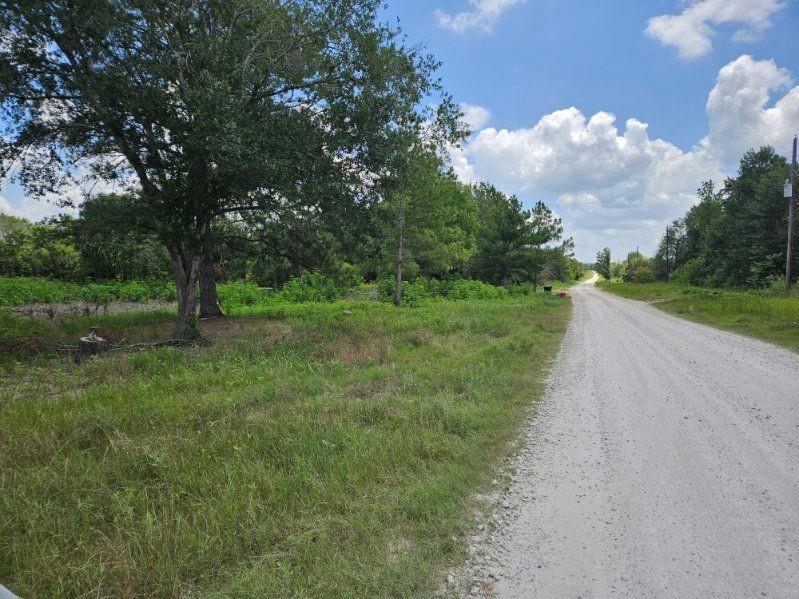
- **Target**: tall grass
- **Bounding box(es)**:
[598,281,799,352]
[0,295,570,597]
[0,273,567,309]
[0,273,569,362]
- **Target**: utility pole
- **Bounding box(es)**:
[787,135,797,290]
[664,226,670,283]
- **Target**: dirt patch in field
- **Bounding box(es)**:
[11,300,175,319]
[202,317,295,347]
[318,336,393,365]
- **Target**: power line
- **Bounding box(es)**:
[558,194,672,207]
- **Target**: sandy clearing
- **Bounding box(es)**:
[467,278,799,598]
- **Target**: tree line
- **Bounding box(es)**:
[0,0,582,338]
[595,146,796,288]
[0,179,583,296]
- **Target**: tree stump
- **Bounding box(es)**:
[77,327,108,362]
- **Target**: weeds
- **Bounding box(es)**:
[0,295,570,597]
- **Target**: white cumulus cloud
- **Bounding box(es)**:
[700,55,799,166]
[0,193,71,221]
[460,109,721,198]
[460,103,492,132]
[436,0,523,34]
[450,55,799,260]
[646,0,785,59]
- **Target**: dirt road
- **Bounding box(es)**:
[476,278,799,598]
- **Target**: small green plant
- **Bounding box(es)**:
[216,281,267,308]
[377,277,511,305]
[276,271,341,303]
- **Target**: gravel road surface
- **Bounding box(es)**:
[474,277,799,598]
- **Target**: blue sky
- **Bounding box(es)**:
[391,0,797,148]
[2,0,799,261]
[384,0,799,260]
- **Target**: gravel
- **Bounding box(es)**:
[466,276,799,598]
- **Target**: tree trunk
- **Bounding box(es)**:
[169,244,200,340]
[395,198,404,306]
[501,274,510,289]
[199,250,224,319]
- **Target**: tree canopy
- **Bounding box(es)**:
[595,247,612,281]
[1,0,461,336]
[653,147,794,288]
[473,183,563,288]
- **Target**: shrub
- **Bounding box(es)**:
[0,272,519,311]
[377,277,509,304]
[0,276,178,307]
[81,283,116,306]
[0,277,82,306]
[628,266,655,284]
[276,271,341,303]
[217,282,268,308]
[508,283,535,296]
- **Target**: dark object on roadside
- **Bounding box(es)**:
[77,327,108,362]
[556,291,569,298]
[544,285,553,294]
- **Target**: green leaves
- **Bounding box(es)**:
[653,146,793,288]
[1,0,459,333]
[595,248,612,281]
[473,183,562,287]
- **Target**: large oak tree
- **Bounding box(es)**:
[0,0,459,337]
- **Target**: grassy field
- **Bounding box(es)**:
[597,281,799,352]
[0,275,569,363]
[0,294,570,597]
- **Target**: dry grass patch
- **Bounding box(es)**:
[318,335,393,366]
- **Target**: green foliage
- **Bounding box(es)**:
[627,265,655,283]
[378,151,477,281]
[0,276,80,306]
[276,271,342,303]
[1,196,169,282]
[0,214,28,236]
[595,247,612,280]
[653,148,795,288]
[378,277,510,305]
[69,194,170,280]
[0,311,52,356]
[543,239,585,283]
[0,218,83,280]
[0,276,179,306]
[473,183,563,287]
[0,273,532,313]
[0,296,570,597]
[620,252,654,283]
[215,281,268,309]
[1,0,465,337]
